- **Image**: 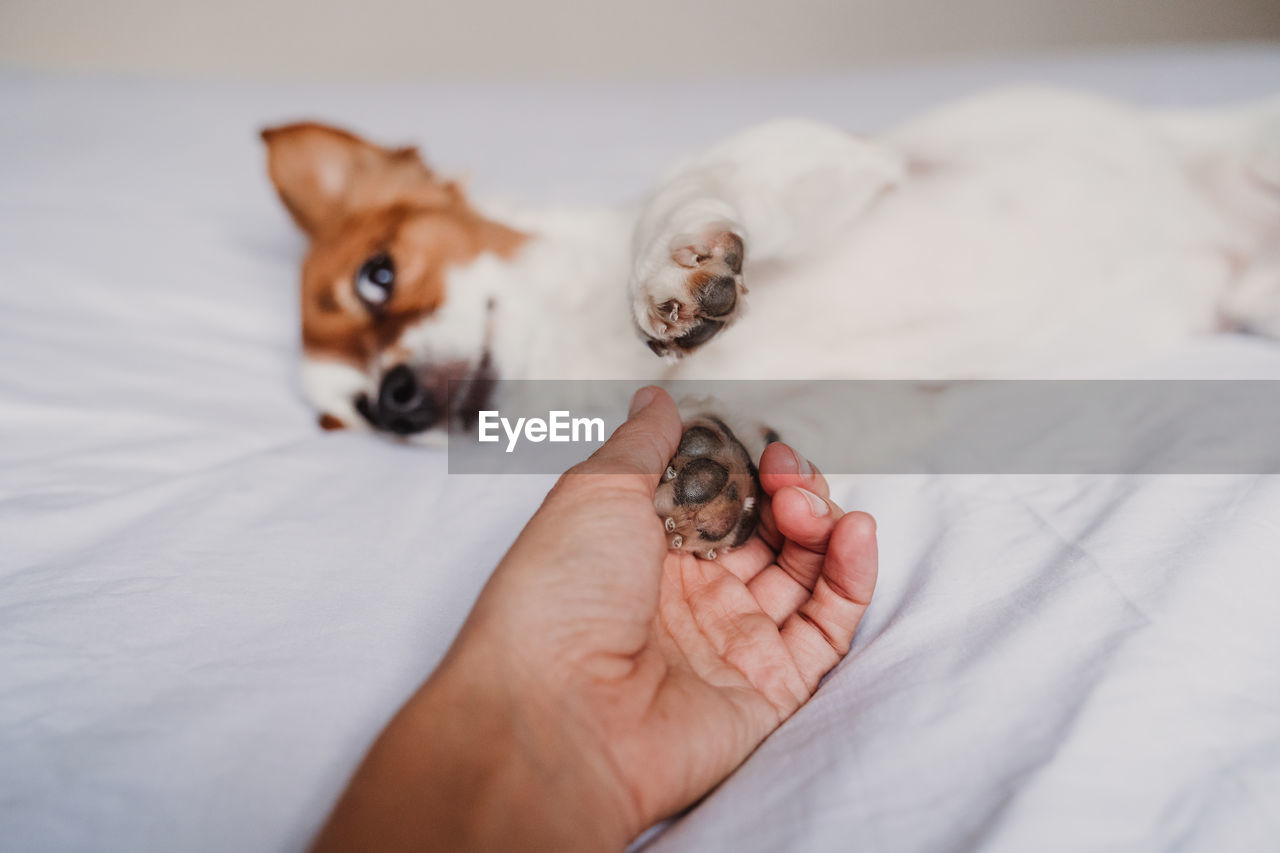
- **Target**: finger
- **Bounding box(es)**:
[718,481,824,584]
[774,485,844,567]
[567,386,683,491]
[755,444,828,551]
[726,471,838,586]
[780,512,879,691]
[759,443,829,500]
[747,486,844,622]
[715,536,777,583]
[753,491,784,553]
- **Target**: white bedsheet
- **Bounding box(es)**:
[3,47,1279,852]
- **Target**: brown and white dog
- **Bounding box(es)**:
[263,88,1280,556]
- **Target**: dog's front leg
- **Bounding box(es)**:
[629,118,904,358]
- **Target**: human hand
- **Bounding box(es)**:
[312,387,879,852]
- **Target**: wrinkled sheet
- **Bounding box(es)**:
[2,47,1280,852]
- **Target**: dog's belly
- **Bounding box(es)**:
[672,146,1231,380]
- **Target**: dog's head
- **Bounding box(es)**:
[262,123,525,437]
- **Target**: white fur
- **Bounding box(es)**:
[392,253,504,372]
[307,88,1280,432]
[301,357,373,429]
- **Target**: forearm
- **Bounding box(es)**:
[310,648,633,853]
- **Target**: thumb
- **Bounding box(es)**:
[577,386,682,482]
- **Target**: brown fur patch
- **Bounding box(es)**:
[262,122,527,369]
[318,413,346,430]
[297,205,523,366]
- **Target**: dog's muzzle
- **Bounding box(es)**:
[355,356,495,436]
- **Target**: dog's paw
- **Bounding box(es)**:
[633,227,746,358]
[654,415,761,559]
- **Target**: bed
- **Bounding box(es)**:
[3,46,1279,852]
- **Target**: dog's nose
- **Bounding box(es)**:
[697,276,737,317]
[361,365,441,435]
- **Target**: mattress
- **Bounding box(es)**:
[2,46,1279,852]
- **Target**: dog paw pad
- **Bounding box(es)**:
[655,416,761,556]
[635,229,746,358]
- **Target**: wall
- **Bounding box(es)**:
[1,0,1278,79]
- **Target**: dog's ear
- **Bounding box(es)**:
[260,123,448,237]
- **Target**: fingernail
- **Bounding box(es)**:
[629,386,658,418]
[796,487,829,517]
[790,446,814,479]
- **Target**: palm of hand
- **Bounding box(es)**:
[572,445,878,831]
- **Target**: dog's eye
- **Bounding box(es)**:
[355,252,395,308]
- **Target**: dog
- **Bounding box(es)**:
[262,87,1280,557]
